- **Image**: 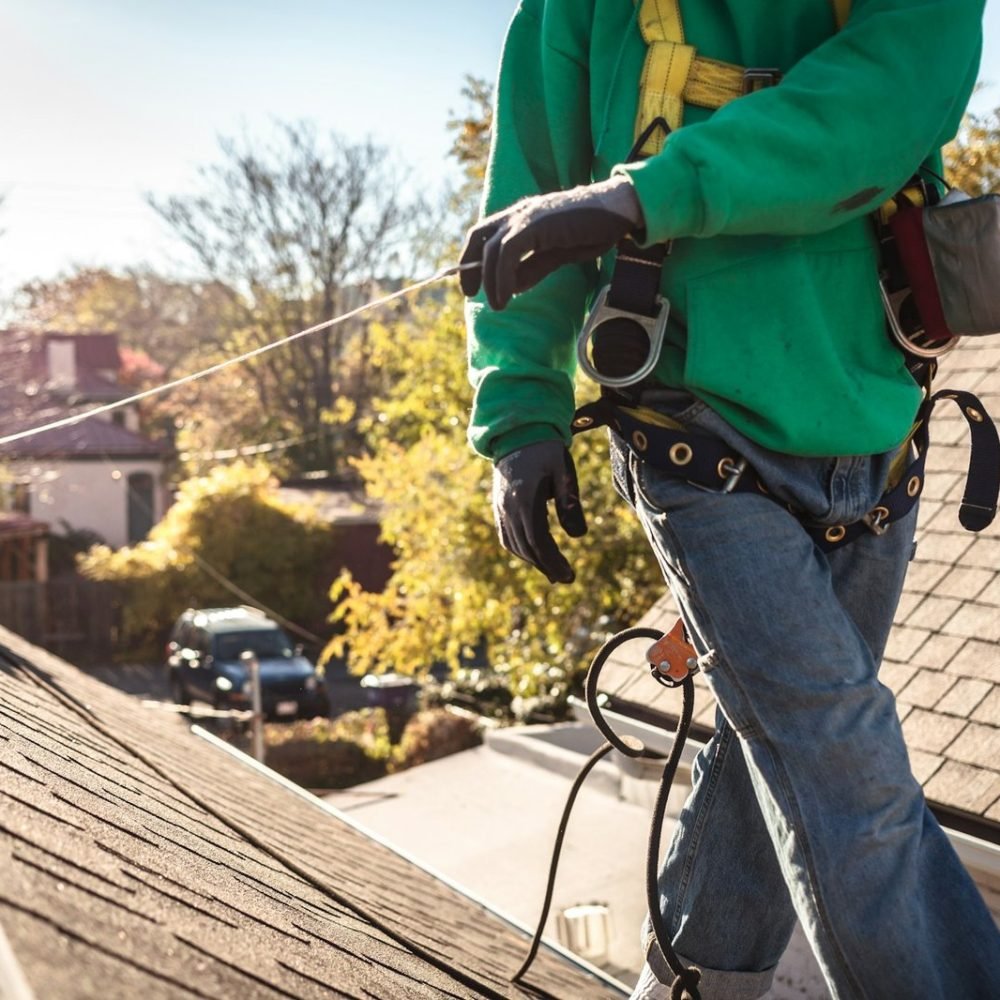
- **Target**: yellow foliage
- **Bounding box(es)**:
[945,101,1000,194]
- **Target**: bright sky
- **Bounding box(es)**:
[1,0,999,299]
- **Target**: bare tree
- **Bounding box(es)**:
[149,122,424,473]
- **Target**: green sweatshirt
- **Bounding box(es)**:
[466,0,983,460]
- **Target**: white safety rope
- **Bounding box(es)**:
[0,263,468,449]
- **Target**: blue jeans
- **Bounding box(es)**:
[612,395,1000,1000]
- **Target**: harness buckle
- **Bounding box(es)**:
[718,457,748,494]
[863,505,891,536]
[742,68,782,94]
[577,284,670,389]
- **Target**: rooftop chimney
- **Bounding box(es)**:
[46,339,76,389]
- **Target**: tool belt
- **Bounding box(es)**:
[572,383,1000,549]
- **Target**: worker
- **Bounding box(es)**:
[461,1,1000,997]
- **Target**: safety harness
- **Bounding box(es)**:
[513,4,1000,997]
[574,0,999,553]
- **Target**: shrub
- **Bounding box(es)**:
[262,710,391,789]
[257,707,481,789]
[79,462,335,660]
[389,709,482,772]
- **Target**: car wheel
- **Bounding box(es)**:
[169,672,190,708]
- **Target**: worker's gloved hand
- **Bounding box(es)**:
[460,176,644,310]
[492,440,587,584]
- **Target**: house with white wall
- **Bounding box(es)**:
[0,330,169,549]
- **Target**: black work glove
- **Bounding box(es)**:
[492,440,587,584]
[461,176,644,310]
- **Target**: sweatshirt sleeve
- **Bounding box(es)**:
[466,0,599,461]
[617,0,984,242]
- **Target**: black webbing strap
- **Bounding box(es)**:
[585,118,673,384]
[572,396,760,494]
[606,237,670,317]
[930,388,1000,531]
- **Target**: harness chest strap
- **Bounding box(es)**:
[635,0,851,155]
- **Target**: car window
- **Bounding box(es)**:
[213,629,294,662]
[174,621,192,647]
[190,627,211,657]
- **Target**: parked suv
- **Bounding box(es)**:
[165,607,328,719]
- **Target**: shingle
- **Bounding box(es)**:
[908,532,972,566]
[904,596,961,631]
[934,567,994,602]
[944,639,1000,684]
[914,499,942,530]
[971,574,1000,608]
[900,709,966,754]
[972,369,1000,395]
[937,679,993,719]
[917,501,961,534]
[958,537,1000,571]
[909,633,966,671]
[931,418,975,448]
[879,662,917,694]
[921,470,962,502]
[946,723,1000,772]
[893,591,924,623]
[941,604,1000,643]
[971,689,1000,728]
[923,443,979,473]
[901,560,951,596]
[898,670,956,710]
[929,368,986,393]
[907,749,945,785]
[923,760,999,815]
[882,626,932,664]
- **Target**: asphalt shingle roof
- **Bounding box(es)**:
[0,624,617,999]
[595,337,1000,841]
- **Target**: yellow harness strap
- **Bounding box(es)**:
[635,0,852,156]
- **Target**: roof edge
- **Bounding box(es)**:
[190,724,632,997]
[570,697,1000,863]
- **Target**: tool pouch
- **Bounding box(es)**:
[887,191,1000,355]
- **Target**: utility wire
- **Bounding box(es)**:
[188,553,323,646]
[0,264,467,449]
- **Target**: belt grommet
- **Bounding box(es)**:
[632,430,649,453]
[757,480,770,495]
[825,525,847,544]
[966,406,984,423]
[717,457,737,479]
[669,442,693,466]
[907,475,921,497]
[573,415,594,430]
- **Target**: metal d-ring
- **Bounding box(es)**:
[577,285,670,389]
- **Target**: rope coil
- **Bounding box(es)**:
[515,626,701,999]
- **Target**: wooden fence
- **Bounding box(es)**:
[0,578,117,665]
